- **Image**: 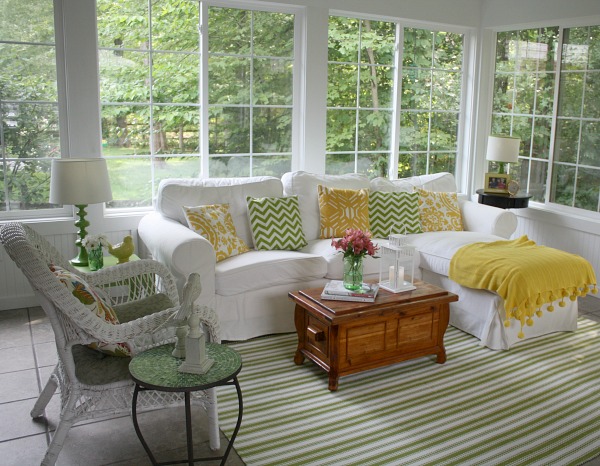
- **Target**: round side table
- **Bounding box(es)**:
[129,343,243,466]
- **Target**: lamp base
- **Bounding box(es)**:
[71,204,90,267]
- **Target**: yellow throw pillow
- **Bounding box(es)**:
[417,188,463,232]
[318,185,369,238]
[183,204,249,262]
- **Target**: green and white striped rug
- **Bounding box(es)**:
[218,318,600,466]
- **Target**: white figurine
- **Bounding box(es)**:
[173,273,215,374]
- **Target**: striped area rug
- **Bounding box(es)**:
[217,318,600,466]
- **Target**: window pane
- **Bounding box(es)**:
[492,75,515,113]
[403,28,433,67]
[152,53,200,104]
[429,152,456,174]
[401,70,432,109]
[209,107,250,154]
[0,0,54,43]
[99,50,150,103]
[359,20,395,66]
[253,107,292,153]
[580,120,600,167]
[557,72,584,117]
[532,117,551,160]
[326,153,355,175]
[97,0,149,50]
[0,44,57,101]
[2,103,60,158]
[328,17,359,63]
[208,56,250,105]
[529,159,548,202]
[432,71,461,110]
[253,58,293,106]
[574,167,600,211]
[357,110,391,152]
[101,106,150,156]
[152,106,200,155]
[154,155,201,182]
[550,163,575,207]
[398,153,427,177]
[209,155,250,177]
[208,8,251,55]
[151,0,199,52]
[399,112,429,152]
[328,64,358,107]
[584,71,600,118]
[252,155,291,177]
[1,159,53,211]
[359,65,393,109]
[326,109,356,152]
[105,157,152,208]
[554,118,580,163]
[435,32,464,69]
[253,11,294,58]
[430,112,458,151]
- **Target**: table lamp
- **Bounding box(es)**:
[486,135,520,174]
[49,158,113,267]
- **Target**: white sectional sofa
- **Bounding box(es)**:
[138,170,578,349]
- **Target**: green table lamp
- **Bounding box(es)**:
[486,135,520,174]
[49,158,113,267]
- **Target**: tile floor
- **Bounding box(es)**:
[1,296,600,466]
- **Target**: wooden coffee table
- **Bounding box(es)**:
[289,281,458,390]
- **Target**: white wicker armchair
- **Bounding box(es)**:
[0,222,221,466]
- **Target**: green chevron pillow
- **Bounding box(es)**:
[369,191,423,237]
[247,196,308,250]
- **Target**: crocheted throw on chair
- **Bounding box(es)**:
[449,235,598,338]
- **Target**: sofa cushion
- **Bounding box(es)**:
[369,191,422,237]
[281,171,371,242]
[318,185,370,238]
[246,195,307,250]
[404,231,501,277]
[50,265,132,357]
[417,189,463,232]
[183,204,249,262]
[157,176,283,245]
[370,172,458,193]
[215,250,327,296]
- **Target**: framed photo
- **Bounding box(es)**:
[484,173,510,193]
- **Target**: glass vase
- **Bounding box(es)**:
[343,255,364,291]
[87,246,104,271]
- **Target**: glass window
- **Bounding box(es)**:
[208,7,295,178]
[97,1,296,207]
[0,0,61,215]
[491,25,600,213]
[326,17,465,180]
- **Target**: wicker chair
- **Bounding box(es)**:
[0,222,221,466]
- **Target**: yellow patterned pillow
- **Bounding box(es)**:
[416,188,463,232]
[318,185,369,238]
[183,204,249,262]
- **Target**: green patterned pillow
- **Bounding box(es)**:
[369,191,423,237]
[247,196,307,250]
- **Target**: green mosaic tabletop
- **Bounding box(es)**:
[129,343,242,391]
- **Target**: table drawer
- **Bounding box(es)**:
[306,315,328,360]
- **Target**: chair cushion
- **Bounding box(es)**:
[50,265,132,357]
[417,189,463,232]
[113,293,174,323]
[246,196,307,250]
[369,191,422,237]
[72,345,132,385]
[183,204,250,262]
[318,185,369,238]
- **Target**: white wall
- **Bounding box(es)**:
[481,0,600,27]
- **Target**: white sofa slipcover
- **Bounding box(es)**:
[138,171,577,348]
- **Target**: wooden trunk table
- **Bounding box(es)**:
[289,281,458,391]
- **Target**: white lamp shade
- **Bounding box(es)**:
[486,135,520,163]
[49,158,113,205]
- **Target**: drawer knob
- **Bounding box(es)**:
[307,326,325,341]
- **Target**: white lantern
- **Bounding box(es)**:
[378,233,416,293]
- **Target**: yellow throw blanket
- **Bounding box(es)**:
[449,235,598,338]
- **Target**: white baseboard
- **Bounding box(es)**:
[0,294,40,311]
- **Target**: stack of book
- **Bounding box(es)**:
[320,280,379,302]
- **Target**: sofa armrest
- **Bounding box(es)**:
[138,212,216,306]
[460,200,517,239]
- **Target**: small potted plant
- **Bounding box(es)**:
[82,234,109,271]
